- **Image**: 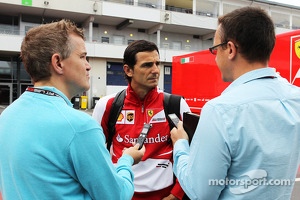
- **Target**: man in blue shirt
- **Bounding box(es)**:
[171,6,300,200]
[0,19,145,200]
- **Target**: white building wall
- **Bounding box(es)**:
[89,58,107,98]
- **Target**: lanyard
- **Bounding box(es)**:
[26,87,62,98]
[245,76,276,84]
[257,76,276,80]
[26,86,73,103]
[26,87,70,105]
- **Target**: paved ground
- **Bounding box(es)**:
[291,180,300,200]
[0,105,6,115]
[0,105,299,198]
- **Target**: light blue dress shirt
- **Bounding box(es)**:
[173,67,300,199]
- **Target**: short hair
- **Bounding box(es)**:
[20,19,84,82]
[218,6,275,63]
[123,40,159,82]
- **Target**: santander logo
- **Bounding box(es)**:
[117,133,169,144]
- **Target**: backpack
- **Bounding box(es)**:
[106,89,182,150]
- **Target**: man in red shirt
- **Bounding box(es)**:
[93,40,191,200]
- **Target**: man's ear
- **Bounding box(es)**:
[123,64,133,77]
[227,41,238,60]
[51,53,63,75]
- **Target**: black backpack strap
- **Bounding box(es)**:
[163,92,182,130]
[107,89,126,151]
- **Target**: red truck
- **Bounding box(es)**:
[172,29,300,114]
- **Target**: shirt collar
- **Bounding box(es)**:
[222,67,278,94]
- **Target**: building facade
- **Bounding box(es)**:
[0,0,300,108]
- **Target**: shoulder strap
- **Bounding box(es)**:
[164,92,182,130]
[107,89,126,150]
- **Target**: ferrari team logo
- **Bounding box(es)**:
[292,38,300,84]
[295,39,300,59]
[147,110,154,117]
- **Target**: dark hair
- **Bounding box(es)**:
[218,6,275,63]
[123,40,159,82]
[20,19,84,82]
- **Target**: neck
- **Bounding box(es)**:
[130,84,154,100]
[232,61,267,81]
[34,80,72,100]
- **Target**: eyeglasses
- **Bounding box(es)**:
[209,41,228,55]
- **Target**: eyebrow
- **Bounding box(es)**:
[141,61,160,67]
[78,52,87,56]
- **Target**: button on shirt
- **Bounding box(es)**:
[173,67,300,200]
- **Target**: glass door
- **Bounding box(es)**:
[0,83,12,106]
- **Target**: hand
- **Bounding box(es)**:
[162,194,179,200]
[122,143,145,165]
[170,121,189,146]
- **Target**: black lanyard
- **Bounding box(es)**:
[26,87,69,105]
[257,76,276,80]
[245,76,276,84]
[26,87,62,98]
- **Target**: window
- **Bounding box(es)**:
[128,39,135,44]
[162,43,169,49]
[292,16,300,29]
[101,36,109,43]
[172,41,182,50]
[106,62,127,86]
[272,12,290,28]
[184,45,191,50]
[113,35,125,45]
[25,26,34,34]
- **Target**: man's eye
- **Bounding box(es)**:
[143,63,153,67]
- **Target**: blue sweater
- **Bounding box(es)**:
[0,87,134,200]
